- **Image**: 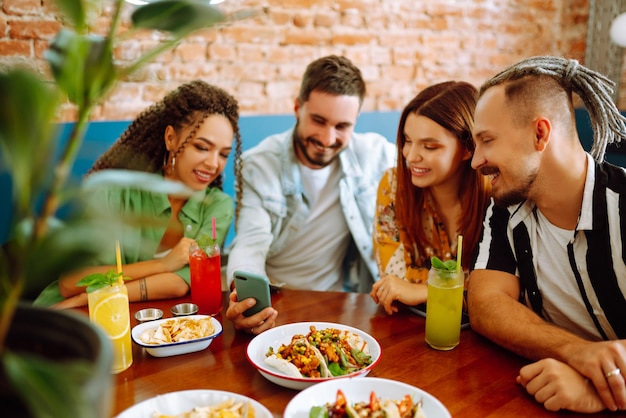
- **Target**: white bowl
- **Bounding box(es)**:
[246,321,381,391]
[131,315,222,357]
[115,389,272,418]
[284,377,451,418]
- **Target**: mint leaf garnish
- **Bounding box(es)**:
[197,233,217,249]
[76,269,126,293]
[431,256,457,271]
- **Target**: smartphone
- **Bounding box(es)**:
[233,270,272,317]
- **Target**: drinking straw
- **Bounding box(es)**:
[211,217,216,240]
[115,240,123,284]
[456,235,463,274]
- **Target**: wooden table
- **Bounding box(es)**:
[101,289,590,417]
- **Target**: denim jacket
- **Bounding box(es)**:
[226,127,396,292]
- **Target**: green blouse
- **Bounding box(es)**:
[33,181,233,307]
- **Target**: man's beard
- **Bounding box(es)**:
[482,166,537,208]
[293,129,340,169]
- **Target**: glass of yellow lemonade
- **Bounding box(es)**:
[87,282,133,373]
[424,267,464,350]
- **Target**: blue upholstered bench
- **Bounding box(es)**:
[1,109,625,245]
[0,111,401,245]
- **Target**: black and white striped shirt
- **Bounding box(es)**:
[473,154,626,341]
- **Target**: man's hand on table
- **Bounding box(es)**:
[563,340,626,412]
[517,358,605,413]
[225,289,278,335]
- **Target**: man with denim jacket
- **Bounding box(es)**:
[225,55,395,334]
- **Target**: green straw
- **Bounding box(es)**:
[456,235,463,274]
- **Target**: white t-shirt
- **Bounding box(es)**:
[266,160,350,290]
[535,210,604,340]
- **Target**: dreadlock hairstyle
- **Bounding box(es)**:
[88,80,243,217]
[479,56,626,162]
[395,81,491,269]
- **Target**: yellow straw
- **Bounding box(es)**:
[456,235,463,274]
[115,240,123,285]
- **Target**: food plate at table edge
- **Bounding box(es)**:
[115,389,272,418]
[131,315,223,357]
[284,377,451,418]
[246,321,381,391]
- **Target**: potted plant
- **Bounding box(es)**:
[0,0,244,416]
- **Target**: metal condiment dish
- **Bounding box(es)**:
[134,308,164,323]
[170,303,199,316]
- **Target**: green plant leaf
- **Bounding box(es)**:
[44,29,116,108]
[44,28,89,107]
[0,71,59,217]
[83,170,195,198]
[51,0,87,31]
[3,350,95,418]
[19,217,107,295]
[131,0,226,37]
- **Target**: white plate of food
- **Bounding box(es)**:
[115,389,272,418]
[284,377,451,418]
[246,321,381,391]
[131,315,222,357]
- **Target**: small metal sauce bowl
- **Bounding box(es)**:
[170,303,199,316]
[134,308,164,323]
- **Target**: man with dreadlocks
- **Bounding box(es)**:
[469,56,626,413]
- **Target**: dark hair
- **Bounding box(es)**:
[479,56,626,162]
[298,55,366,106]
[395,81,491,269]
[88,80,243,215]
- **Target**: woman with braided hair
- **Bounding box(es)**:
[469,56,626,413]
[34,80,242,308]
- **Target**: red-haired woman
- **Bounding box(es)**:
[370,81,491,315]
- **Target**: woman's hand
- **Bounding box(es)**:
[370,275,427,315]
[225,289,278,335]
[51,292,88,309]
[161,237,197,271]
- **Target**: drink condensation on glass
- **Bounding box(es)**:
[425,268,464,350]
[87,282,133,373]
[189,242,222,316]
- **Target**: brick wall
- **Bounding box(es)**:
[2,0,621,122]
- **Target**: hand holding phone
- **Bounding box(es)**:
[233,270,272,317]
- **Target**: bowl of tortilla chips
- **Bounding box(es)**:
[131,315,222,357]
[246,321,381,390]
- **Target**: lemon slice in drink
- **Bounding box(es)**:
[92,292,130,340]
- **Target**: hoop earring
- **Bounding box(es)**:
[163,152,176,175]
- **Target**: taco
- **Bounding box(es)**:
[309,328,372,377]
[265,337,330,378]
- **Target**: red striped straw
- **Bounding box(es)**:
[212,217,216,240]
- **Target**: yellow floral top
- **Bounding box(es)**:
[373,168,458,284]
